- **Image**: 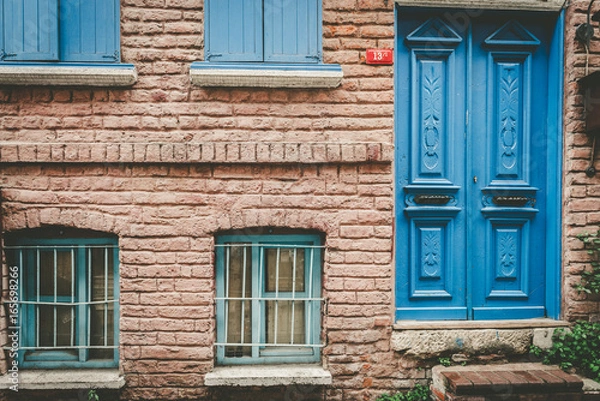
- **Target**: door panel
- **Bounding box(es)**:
[396,10,559,320]
[396,15,467,320]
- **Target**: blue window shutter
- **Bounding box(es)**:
[205,0,263,62]
[263,0,320,63]
[60,0,119,62]
[1,0,59,61]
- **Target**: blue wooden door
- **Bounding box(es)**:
[396,10,562,320]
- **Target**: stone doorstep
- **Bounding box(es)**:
[432,363,584,400]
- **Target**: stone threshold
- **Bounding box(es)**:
[391,320,570,358]
[394,319,570,331]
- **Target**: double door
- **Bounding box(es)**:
[395,10,562,320]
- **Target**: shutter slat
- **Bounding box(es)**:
[60,0,119,62]
[2,0,59,61]
[264,0,319,63]
[206,0,262,62]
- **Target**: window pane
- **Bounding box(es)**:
[39,251,55,297]
[39,250,73,297]
[89,303,114,359]
[225,246,252,357]
[91,248,114,301]
[265,248,305,292]
[266,300,305,344]
[38,305,75,348]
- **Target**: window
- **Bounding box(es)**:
[0,0,120,63]
[6,231,119,368]
[215,233,323,365]
[204,0,321,64]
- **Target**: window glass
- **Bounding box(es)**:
[5,232,119,369]
[216,234,323,365]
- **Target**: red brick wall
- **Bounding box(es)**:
[0,1,410,399]
[0,162,417,400]
[562,0,600,322]
[1,0,600,400]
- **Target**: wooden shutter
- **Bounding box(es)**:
[1,0,59,61]
[60,0,119,62]
[205,0,263,62]
[263,0,320,63]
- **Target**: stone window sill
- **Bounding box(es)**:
[0,64,137,87]
[190,62,343,89]
[204,365,332,387]
[0,369,125,390]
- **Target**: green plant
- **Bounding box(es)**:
[88,389,100,401]
[438,357,452,367]
[534,321,600,383]
[575,230,600,295]
[375,384,431,401]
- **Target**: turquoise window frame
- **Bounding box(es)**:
[215,234,323,365]
[7,236,119,369]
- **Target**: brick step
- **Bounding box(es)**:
[431,363,585,401]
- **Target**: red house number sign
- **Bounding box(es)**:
[365,49,393,65]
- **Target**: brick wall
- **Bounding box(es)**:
[0,1,407,399]
[1,0,600,400]
[0,161,422,400]
[562,0,600,322]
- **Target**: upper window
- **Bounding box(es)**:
[0,0,120,63]
[204,0,321,64]
[5,229,119,369]
[215,233,323,365]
